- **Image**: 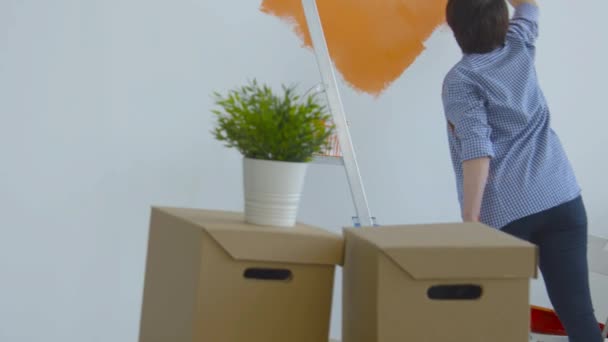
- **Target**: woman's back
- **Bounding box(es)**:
[442,3,580,228]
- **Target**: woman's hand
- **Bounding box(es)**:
[462,214,480,223]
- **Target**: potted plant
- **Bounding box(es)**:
[212,80,335,227]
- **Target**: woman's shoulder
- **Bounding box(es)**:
[442,61,481,100]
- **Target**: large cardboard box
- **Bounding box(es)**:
[343,222,538,342]
[139,208,343,342]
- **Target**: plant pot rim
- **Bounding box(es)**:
[244,157,310,165]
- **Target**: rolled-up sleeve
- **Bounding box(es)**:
[442,76,495,162]
[508,3,540,45]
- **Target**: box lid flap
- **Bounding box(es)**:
[347,223,537,279]
[156,207,343,266]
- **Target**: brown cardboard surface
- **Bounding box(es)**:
[351,222,533,248]
[139,208,343,342]
[350,223,537,279]
[159,207,344,265]
[343,223,538,342]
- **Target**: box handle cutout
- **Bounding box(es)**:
[427,285,482,300]
[243,268,293,281]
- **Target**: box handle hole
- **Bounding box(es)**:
[243,268,293,281]
[427,285,482,300]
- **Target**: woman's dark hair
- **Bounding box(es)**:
[446,0,510,54]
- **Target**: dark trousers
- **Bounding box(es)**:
[502,196,603,342]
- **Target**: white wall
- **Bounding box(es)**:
[0,0,606,341]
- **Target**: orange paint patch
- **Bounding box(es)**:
[261,0,447,95]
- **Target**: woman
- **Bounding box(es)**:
[442,0,603,340]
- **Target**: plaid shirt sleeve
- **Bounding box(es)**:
[508,3,540,45]
[442,74,495,162]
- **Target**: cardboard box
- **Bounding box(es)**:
[139,208,343,342]
[343,222,538,342]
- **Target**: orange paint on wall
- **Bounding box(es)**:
[261,0,447,95]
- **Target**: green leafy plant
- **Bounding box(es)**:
[212,80,335,162]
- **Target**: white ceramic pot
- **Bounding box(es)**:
[243,157,308,227]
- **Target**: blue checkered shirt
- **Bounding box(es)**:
[442,3,580,229]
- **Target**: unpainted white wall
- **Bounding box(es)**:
[0,0,606,341]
